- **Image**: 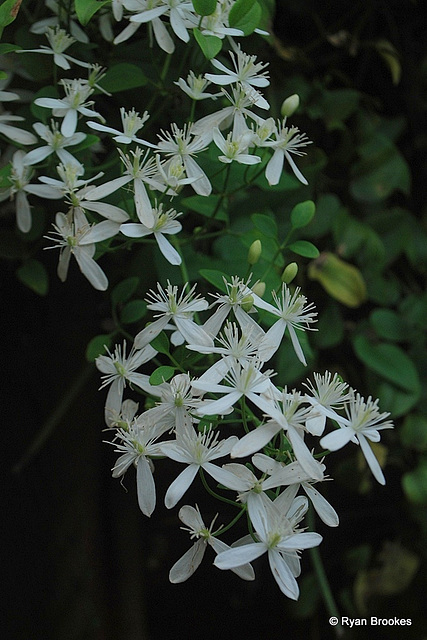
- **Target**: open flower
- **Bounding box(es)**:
[160,427,238,509]
[214,491,322,600]
[169,505,254,583]
[17,26,91,70]
[23,121,86,168]
[320,390,393,485]
[120,202,182,265]
[87,107,152,145]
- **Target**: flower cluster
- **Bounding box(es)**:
[98,277,393,598]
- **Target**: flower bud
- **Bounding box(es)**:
[248,239,262,265]
[241,294,254,312]
[281,262,298,284]
[251,281,266,298]
[281,94,300,118]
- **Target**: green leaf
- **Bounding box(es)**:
[228,0,262,35]
[290,200,315,229]
[86,334,112,362]
[353,334,420,394]
[112,277,140,305]
[98,63,148,93]
[150,331,170,355]
[400,415,427,452]
[0,42,20,54]
[0,0,21,37]
[193,28,222,59]
[402,462,427,504]
[30,86,58,122]
[251,213,278,239]
[17,259,48,296]
[370,309,409,342]
[288,240,319,258]
[181,194,227,221]
[192,0,217,16]
[149,366,175,385]
[376,380,420,418]
[0,160,12,188]
[120,299,147,324]
[74,0,109,26]
[67,134,100,154]
[199,268,229,293]
[308,253,367,308]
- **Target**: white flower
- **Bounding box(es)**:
[193,358,274,417]
[265,120,312,186]
[212,127,260,165]
[320,390,393,485]
[87,107,152,145]
[202,275,265,340]
[3,150,61,232]
[155,123,211,196]
[0,113,38,145]
[120,202,182,265]
[23,121,86,168]
[30,0,90,43]
[34,78,103,137]
[169,505,254,583]
[253,454,339,527]
[84,147,156,227]
[17,26,91,70]
[230,388,324,482]
[151,155,198,195]
[141,373,203,438]
[302,371,351,436]
[175,71,220,101]
[252,284,318,366]
[160,427,238,508]
[44,208,120,290]
[134,281,211,349]
[205,48,270,109]
[214,491,322,599]
[96,340,158,425]
[129,0,194,44]
[192,85,266,143]
[107,420,163,517]
[186,0,243,38]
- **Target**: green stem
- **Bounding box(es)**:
[212,505,246,537]
[199,468,242,507]
[307,507,344,638]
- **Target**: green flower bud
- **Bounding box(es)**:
[241,294,254,312]
[281,94,300,118]
[281,262,298,284]
[251,281,266,298]
[248,239,262,265]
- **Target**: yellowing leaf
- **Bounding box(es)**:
[308,252,367,307]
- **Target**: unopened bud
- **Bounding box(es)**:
[241,294,254,312]
[281,262,298,284]
[281,94,300,118]
[251,281,266,298]
[248,239,262,265]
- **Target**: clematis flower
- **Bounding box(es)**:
[17,26,91,70]
[120,202,182,265]
[107,420,163,517]
[214,491,322,600]
[160,427,238,509]
[134,281,211,349]
[169,505,254,583]
[96,340,158,425]
[212,127,260,165]
[87,107,152,146]
[205,48,270,109]
[302,371,351,436]
[0,113,37,146]
[265,119,312,186]
[252,283,318,366]
[44,208,121,290]
[175,71,220,101]
[23,121,86,168]
[34,78,104,137]
[320,390,393,485]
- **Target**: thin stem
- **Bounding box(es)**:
[199,468,242,508]
[307,506,344,639]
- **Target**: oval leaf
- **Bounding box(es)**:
[149,366,175,385]
[17,259,48,296]
[288,240,319,259]
[112,277,140,305]
[229,0,262,35]
[120,299,147,324]
[290,200,315,229]
[86,334,112,362]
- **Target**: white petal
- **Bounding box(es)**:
[134,316,169,349]
[358,433,386,485]
[303,483,339,527]
[61,109,78,137]
[136,456,156,516]
[320,427,355,452]
[230,422,282,458]
[84,175,131,200]
[268,550,299,600]
[169,539,206,583]
[164,464,199,509]
[134,178,154,226]
[155,232,182,265]
[16,191,31,232]
[74,247,108,290]
[214,542,266,569]
[265,148,284,186]
[284,150,308,185]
